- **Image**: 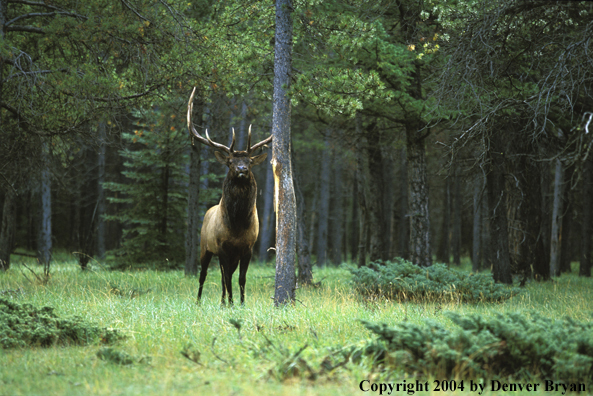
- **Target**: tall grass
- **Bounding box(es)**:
[1,258,592,396]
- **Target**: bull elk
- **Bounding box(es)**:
[187,87,272,305]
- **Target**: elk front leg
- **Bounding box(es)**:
[239,252,252,305]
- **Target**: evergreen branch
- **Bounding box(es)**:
[5,11,87,26]
[5,25,45,34]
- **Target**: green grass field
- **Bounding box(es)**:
[1,256,592,396]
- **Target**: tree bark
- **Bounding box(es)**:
[436,177,450,264]
[96,121,106,260]
[398,147,409,259]
[365,123,387,262]
[406,122,431,267]
[550,154,564,277]
[330,141,344,265]
[559,165,574,273]
[0,191,16,270]
[258,157,275,262]
[355,113,369,267]
[381,146,395,259]
[38,142,52,266]
[472,174,483,272]
[316,134,331,266]
[452,165,461,265]
[350,172,359,262]
[272,0,296,306]
[295,160,313,285]
[486,148,513,284]
[580,158,592,277]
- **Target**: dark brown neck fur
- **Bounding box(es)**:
[221,172,257,231]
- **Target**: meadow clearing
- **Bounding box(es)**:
[1,256,592,396]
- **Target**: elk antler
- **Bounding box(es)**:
[246,124,273,154]
[187,87,234,153]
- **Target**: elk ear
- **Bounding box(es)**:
[250,152,268,166]
[214,151,230,165]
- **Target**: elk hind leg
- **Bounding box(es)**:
[239,252,252,305]
[197,250,213,303]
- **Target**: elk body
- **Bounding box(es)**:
[187,88,271,304]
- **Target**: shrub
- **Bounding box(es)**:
[358,312,593,384]
[0,298,122,348]
[348,258,520,302]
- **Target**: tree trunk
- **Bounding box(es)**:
[486,148,513,284]
[472,174,483,272]
[381,146,394,259]
[398,147,409,259]
[481,183,493,272]
[330,142,344,265]
[436,177,450,264]
[0,191,16,270]
[316,135,331,266]
[96,122,106,260]
[295,160,313,285]
[258,157,275,262]
[38,142,52,266]
[406,122,431,267]
[366,125,387,262]
[355,113,369,267]
[350,172,359,262]
[452,165,461,265]
[550,155,564,277]
[272,0,296,306]
[559,165,574,273]
[580,158,592,277]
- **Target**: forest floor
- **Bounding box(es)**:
[1,255,592,396]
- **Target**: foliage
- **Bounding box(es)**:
[97,347,151,365]
[0,297,122,349]
[359,311,593,384]
[347,258,521,302]
[103,106,190,269]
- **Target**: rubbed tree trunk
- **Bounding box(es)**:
[580,159,592,277]
[330,144,344,265]
[96,122,106,260]
[185,93,202,276]
[272,0,296,306]
[436,177,450,264]
[406,122,431,267]
[259,157,275,262]
[316,135,331,266]
[486,148,512,284]
[0,190,16,270]
[472,174,483,272]
[398,147,409,259]
[550,154,564,277]
[38,142,52,266]
[452,165,461,265]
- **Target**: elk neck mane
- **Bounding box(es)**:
[221,173,257,230]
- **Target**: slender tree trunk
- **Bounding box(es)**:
[580,158,592,277]
[272,0,296,306]
[259,158,275,262]
[365,123,386,262]
[0,191,16,270]
[436,177,450,263]
[487,147,512,284]
[295,161,313,285]
[406,122,431,267]
[560,165,574,273]
[452,165,461,265]
[550,154,564,277]
[185,145,201,276]
[316,135,331,266]
[472,174,483,272]
[481,183,493,272]
[330,143,344,265]
[96,121,106,260]
[355,113,369,267]
[350,173,359,262]
[381,146,394,259]
[38,142,52,266]
[398,147,409,259]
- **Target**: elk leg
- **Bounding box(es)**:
[197,250,213,303]
[239,252,251,305]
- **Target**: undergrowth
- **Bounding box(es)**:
[348,258,521,302]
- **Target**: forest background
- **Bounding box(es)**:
[1,0,593,284]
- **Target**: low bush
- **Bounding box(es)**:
[358,312,593,384]
[0,298,122,348]
[348,259,520,302]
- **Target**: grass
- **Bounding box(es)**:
[1,256,592,396]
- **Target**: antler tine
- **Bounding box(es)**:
[248,127,273,153]
[187,86,231,153]
[246,124,252,152]
[230,128,236,153]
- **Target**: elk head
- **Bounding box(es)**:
[187,87,272,175]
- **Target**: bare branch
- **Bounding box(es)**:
[5,11,87,26]
[5,25,45,34]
